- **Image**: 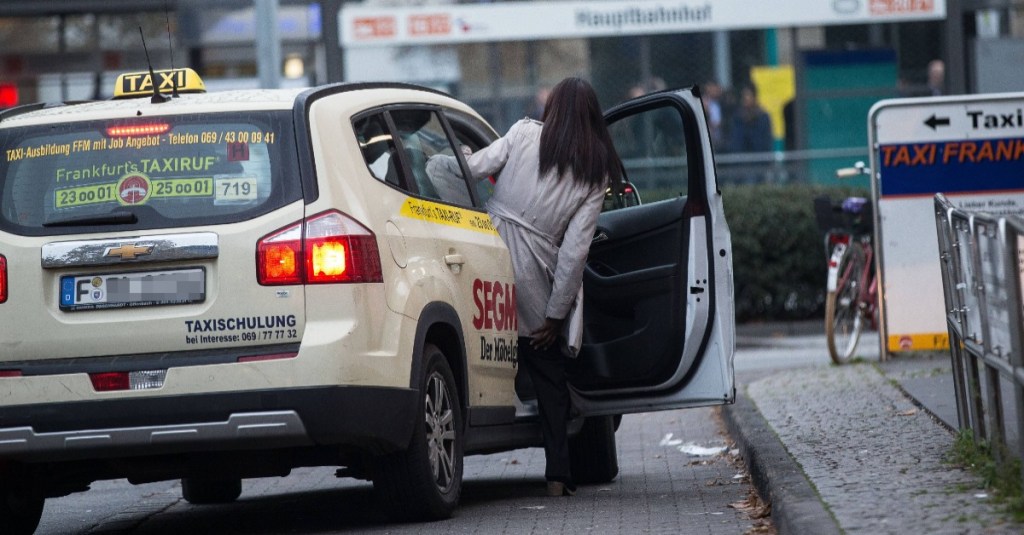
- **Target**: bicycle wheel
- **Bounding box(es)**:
[825,243,865,364]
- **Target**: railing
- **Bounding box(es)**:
[934,193,1024,478]
[618,147,871,188]
[714,147,869,185]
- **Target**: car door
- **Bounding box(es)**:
[385,106,520,413]
[568,88,735,416]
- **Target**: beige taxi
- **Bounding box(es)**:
[0,69,734,534]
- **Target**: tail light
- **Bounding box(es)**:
[828,233,851,246]
[0,83,17,107]
[257,210,382,285]
[89,370,167,392]
[0,254,7,303]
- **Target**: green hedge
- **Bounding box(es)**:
[721,183,869,323]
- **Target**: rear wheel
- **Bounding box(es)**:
[181,477,242,504]
[569,415,619,484]
[0,482,44,535]
[826,243,865,364]
[372,344,463,521]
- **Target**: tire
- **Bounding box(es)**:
[569,415,619,484]
[181,477,242,504]
[0,484,44,535]
[825,243,865,364]
[372,344,463,521]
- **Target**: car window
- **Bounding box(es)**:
[353,113,402,187]
[0,112,301,236]
[444,110,498,208]
[389,109,473,207]
[608,103,689,207]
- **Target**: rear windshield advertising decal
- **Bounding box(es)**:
[0,120,285,232]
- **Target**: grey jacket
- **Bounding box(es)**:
[466,118,606,340]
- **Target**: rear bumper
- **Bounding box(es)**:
[0,385,417,462]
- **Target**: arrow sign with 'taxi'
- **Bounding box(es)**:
[924,114,950,130]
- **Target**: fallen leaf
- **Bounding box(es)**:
[729,499,753,510]
[897,408,918,416]
[744,518,776,535]
[731,489,772,520]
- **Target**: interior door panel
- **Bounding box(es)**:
[560,88,732,416]
[569,196,689,391]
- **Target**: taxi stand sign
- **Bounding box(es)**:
[869,92,1024,356]
[113,68,206,99]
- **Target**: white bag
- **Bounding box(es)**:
[561,287,584,358]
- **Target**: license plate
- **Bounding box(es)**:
[60,268,205,311]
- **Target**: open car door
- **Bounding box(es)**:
[568,88,735,416]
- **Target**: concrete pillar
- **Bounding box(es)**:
[320,0,343,83]
[255,0,281,89]
[713,30,731,88]
[945,0,967,94]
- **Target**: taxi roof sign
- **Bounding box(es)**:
[113,68,205,99]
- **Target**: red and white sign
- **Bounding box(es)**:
[353,16,397,40]
[870,0,935,16]
[408,14,451,37]
[118,174,150,205]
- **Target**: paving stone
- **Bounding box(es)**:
[747,363,1017,534]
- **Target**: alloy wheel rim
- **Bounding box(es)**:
[425,371,456,492]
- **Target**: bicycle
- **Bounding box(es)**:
[814,162,878,364]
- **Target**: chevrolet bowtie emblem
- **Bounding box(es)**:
[104,244,153,260]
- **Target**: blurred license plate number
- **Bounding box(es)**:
[60,268,205,311]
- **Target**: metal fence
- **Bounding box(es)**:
[934,193,1024,476]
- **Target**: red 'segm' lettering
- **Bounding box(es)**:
[472,278,517,332]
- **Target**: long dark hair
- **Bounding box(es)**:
[539,77,623,189]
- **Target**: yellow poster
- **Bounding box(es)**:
[751,65,796,141]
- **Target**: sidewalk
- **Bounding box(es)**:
[723,323,1019,534]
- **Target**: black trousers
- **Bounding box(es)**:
[517,336,572,485]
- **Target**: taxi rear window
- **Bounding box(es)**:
[0,112,301,236]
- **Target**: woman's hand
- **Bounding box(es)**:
[530,317,564,350]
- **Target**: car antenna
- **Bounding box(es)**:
[139,27,168,104]
[164,0,179,98]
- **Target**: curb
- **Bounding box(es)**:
[721,391,841,535]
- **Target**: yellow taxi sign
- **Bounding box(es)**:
[113,68,205,99]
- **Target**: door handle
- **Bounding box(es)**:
[444,254,465,266]
[444,253,465,274]
[592,231,609,244]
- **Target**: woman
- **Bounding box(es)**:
[464,77,623,497]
